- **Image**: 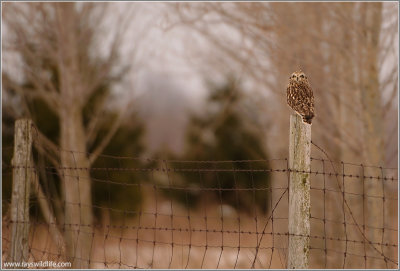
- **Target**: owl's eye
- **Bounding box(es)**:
[300,74,305,78]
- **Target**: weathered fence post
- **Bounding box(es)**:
[8,119,33,264]
[288,114,311,269]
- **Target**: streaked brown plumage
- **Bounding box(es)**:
[286,71,315,124]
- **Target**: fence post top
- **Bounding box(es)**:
[15,118,33,123]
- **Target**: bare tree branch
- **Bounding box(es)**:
[31,159,66,257]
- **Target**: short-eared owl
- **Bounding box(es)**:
[287,71,315,124]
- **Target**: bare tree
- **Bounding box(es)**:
[3,2,140,267]
[170,2,397,165]
[168,2,398,268]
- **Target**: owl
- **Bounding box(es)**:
[286,71,315,124]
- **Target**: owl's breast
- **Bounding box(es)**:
[286,82,298,107]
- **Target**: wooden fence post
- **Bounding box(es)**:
[288,114,311,269]
[8,119,33,264]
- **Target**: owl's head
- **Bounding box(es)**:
[289,71,308,83]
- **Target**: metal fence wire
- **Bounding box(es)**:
[2,144,398,269]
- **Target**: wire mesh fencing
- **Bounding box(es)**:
[2,146,398,269]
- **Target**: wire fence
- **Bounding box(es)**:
[2,144,398,269]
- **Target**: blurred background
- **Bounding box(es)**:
[2,2,398,269]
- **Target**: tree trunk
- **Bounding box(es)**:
[359,3,385,268]
[360,2,384,166]
[54,3,94,267]
[60,106,93,268]
[336,4,365,268]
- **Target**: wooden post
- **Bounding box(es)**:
[8,119,33,264]
[288,114,311,269]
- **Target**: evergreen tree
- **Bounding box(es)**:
[2,47,145,222]
[173,77,271,213]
